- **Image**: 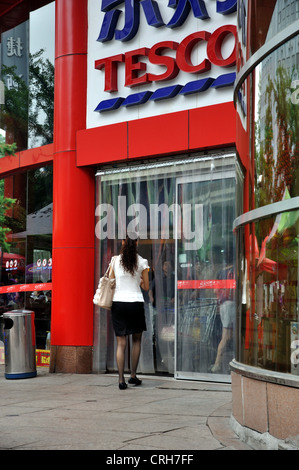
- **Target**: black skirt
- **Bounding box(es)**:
[111,301,147,336]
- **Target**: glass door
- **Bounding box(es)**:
[175,168,236,382]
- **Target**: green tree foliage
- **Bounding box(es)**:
[0,135,17,158]
[0,136,16,252]
[0,49,54,151]
[256,66,299,207]
[0,65,28,151]
[29,49,54,146]
[0,194,15,253]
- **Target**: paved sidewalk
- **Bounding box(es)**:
[0,365,252,451]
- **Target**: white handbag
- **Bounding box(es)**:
[93,257,116,309]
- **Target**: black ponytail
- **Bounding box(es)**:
[120,235,138,275]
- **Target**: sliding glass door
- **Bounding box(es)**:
[175,169,237,380]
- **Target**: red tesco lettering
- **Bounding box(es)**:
[95,25,237,92]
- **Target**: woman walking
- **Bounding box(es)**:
[109,235,149,389]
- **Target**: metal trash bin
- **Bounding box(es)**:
[2,310,37,379]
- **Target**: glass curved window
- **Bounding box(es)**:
[235,0,299,377]
[236,207,299,374]
[254,39,299,207]
[0,2,55,151]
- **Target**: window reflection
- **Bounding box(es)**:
[28,2,55,148]
[0,2,55,150]
[248,0,299,55]
[237,209,299,374]
[254,40,299,207]
[236,0,299,376]
[0,165,53,352]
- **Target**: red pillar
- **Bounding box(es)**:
[50,0,95,373]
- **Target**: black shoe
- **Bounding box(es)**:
[119,382,127,390]
[128,376,142,386]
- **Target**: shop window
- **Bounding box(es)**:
[0,2,55,151]
[0,165,53,355]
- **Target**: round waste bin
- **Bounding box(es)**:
[2,310,37,379]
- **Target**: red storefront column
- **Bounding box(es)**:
[50,0,95,373]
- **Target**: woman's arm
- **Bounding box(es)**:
[140,269,149,291]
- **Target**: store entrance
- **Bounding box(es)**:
[94,153,241,381]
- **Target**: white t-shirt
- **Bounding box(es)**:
[112,254,149,302]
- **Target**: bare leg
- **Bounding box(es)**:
[212,327,232,372]
[116,335,127,383]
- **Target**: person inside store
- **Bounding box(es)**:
[211,265,235,373]
[149,260,175,305]
[109,233,149,390]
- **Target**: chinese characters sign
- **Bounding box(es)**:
[1,22,28,91]
[6,36,23,58]
[97,0,237,42]
[87,0,237,128]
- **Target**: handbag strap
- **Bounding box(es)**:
[105,256,116,278]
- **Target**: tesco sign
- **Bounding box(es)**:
[96,25,236,91]
[87,0,237,128]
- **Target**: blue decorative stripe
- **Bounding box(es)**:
[149,84,182,101]
[180,77,215,95]
[94,73,236,113]
[94,97,124,112]
[211,72,236,88]
[121,90,152,107]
